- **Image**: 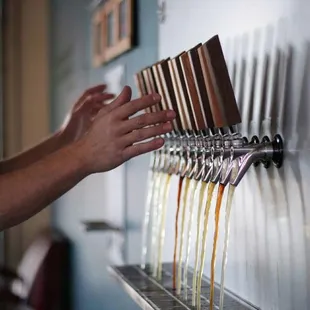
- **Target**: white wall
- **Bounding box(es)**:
[157,1,310,309]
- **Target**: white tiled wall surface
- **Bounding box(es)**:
[155,0,310,309]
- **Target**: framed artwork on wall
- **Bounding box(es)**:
[92,8,105,67]
[92,0,136,67]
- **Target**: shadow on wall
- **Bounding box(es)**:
[217,16,310,308]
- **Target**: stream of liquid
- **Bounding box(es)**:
[177,177,191,295]
[151,172,165,276]
[141,155,156,269]
[183,179,200,300]
[197,182,216,309]
[219,184,236,310]
[209,184,226,310]
[192,181,208,306]
[154,172,169,277]
[157,173,172,280]
[173,176,185,290]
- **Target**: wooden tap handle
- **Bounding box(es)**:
[168,56,188,131]
[200,35,241,127]
[198,47,223,128]
[180,44,208,131]
[134,73,143,97]
[141,68,157,113]
[146,65,162,112]
[134,71,151,114]
[152,61,168,112]
[157,59,183,131]
[188,45,215,129]
[173,54,196,131]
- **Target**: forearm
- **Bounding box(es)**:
[0,140,87,231]
[0,130,69,174]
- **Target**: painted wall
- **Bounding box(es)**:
[157,1,310,310]
[50,0,158,309]
[3,0,50,268]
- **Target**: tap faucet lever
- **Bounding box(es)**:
[228,134,284,186]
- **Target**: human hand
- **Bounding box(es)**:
[60,84,115,143]
[77,85,176,174]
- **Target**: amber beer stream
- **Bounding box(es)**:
[151,171,165,276]
[209,184,226,310]
[196,182,216,309]
[219,184,236,310]
[173,176,184,290]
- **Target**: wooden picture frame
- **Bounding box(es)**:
[92,8,105,67]
[92,0,135,67]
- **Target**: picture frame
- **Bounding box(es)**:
[92,8,105,67]
[91,0,136,67]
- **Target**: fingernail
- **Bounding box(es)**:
[155,137,164,146]
[166,110,176,118]
[163,122,172,131]
[152,93,161,101]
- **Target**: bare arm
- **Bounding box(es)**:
[0,141,87,230]
[0,131,68,174]
[0,86,176,231]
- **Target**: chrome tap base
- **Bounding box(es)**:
[151,132,284,186]
[271,134,284,169]
[261,136,271,168]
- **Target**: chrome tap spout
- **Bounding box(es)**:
[229,134,284,186]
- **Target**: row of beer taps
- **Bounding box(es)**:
[135,35,284,186]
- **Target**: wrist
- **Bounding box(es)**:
[55,127,72,147]
[69,138,92,178]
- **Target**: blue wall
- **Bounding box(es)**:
[50,1,158,309]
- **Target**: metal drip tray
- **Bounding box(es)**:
[108,263,259,310]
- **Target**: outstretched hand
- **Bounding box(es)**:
[78,85,176,174]
[61,84,115,142]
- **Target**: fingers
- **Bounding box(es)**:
[104,86,132,113]
[83,84,107,96]
[121,122,172,147]
[122,138,165,161]
[84,93,116,117]
[78,84,107,104]
[115,93,161,119]
[90,103,105,118]
[99,93,115,102]
[86,92,115,104]
[119,110,176,134]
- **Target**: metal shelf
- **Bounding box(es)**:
[108,263,259,310]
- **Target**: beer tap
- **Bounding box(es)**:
[220,134,283,186]
[140,67,165,174]
[179,44,215,179]
[154,55,192,178]
[219,43,285,186]
[170,52,197,178]
[167,52,190,175]
[155,57,184,174]
[134,71,158,173]
[197,35,242,183]
[141,62,169,175]
[217,33,284,187]
[135,69,161,271]
[185,43,217,180]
